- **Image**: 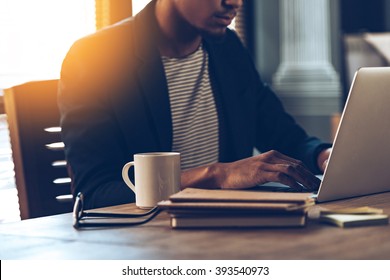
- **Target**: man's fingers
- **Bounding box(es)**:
[279,163,320,191]
[260,151,317,186]
[261,170,305,191]
[261,150,302,165]
[260,161,320,191]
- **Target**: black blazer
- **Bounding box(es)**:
[58,1,329,208]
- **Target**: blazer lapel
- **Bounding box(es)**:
[132,3,172,151]
[136,56,172,151]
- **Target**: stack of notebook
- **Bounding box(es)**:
[158,188,315,229]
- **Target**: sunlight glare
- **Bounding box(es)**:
[0,0,96,89]
[132,0,151,15]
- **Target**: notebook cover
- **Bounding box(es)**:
[169,188,314,204]
[170,214,306,228]
[158,200,312,214]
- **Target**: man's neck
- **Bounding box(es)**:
[155,0,202,58]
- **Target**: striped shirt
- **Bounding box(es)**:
[162,44,219,170]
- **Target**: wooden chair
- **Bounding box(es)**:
[333,32,390,141]
[4,80,73,219]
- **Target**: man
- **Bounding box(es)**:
[58,0,331,209]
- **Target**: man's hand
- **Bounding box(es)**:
[317,148,332,173]
[182,150,321,192]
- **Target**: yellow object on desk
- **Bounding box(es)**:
[319,213,389,228]
[319,206,384,215]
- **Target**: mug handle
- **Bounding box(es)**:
[122,161,135,193]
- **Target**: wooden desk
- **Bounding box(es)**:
[1,192,390,260]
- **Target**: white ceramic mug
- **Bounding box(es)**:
[122,152,181,209]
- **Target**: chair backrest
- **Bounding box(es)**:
[4,80,73,219]
[343,33,388,89]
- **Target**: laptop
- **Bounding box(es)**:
[260,67,390,202]
[315,67,390,202]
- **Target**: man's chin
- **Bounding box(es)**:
[201,28,227,42]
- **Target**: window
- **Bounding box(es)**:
[132,0,151,15]
[0,0,96,89]
[0,0,244,91]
